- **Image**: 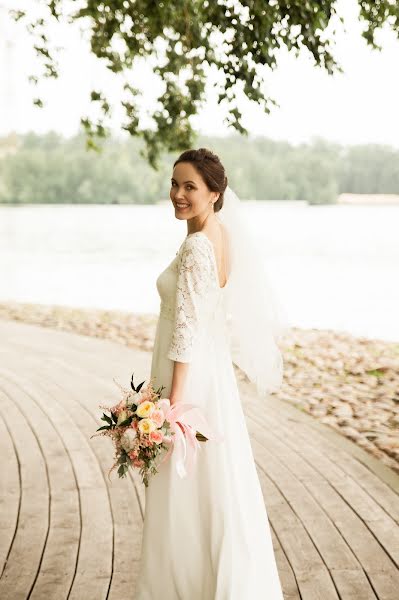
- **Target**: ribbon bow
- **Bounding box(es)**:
[156,399,224,478]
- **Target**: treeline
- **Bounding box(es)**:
[0,132,398,204]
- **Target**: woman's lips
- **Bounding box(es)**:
[175,203,190,211]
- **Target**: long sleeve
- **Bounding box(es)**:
[167,235,214,363]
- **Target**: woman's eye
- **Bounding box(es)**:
[171,183,193,190]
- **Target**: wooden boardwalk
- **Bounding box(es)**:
[0,318,398,600]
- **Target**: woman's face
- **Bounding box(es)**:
[170,162,219,221]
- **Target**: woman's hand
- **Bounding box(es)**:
[169,394,182,407]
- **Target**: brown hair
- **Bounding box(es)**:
[173,148,228,212]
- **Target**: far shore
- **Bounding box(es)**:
[0,300,398,475]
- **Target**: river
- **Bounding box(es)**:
[1,201,398,342]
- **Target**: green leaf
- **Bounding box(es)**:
[119,416,133,427]
[18,0,399,168]
[101,413,113,425]
[136,380,145,392]
[96,425,110,431]
[117,463,128,477]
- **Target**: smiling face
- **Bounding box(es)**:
[170,162,219,224]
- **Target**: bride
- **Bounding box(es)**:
[135,147,287,599]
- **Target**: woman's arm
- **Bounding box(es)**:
[166,236,214,405]
[169,361,190,405]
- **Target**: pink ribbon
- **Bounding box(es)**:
[156,399,224,478]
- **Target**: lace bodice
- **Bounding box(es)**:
[156,232,225,362]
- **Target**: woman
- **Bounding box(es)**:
[135,148,286,599]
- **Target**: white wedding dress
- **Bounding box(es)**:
[135,231,284,600]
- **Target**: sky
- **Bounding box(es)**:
[1,0,399,148]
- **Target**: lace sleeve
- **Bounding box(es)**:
[167,235,214,363]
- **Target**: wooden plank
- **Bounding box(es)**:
[246,404,399,599]
[1,318,399,600]
[0,412,20,576]
[0,385,49,598]
[250,419,362,568]
[329,569,377,600]
[0,356,113,598]
[266,402,399,520]
[25,374,114,599]
[0,371,80,600]
[254,391,399,494]
[37,361,144,597]
[267,519,301,600]
[249,403,399,566]
[19,355,140,598]
[260,462,376,600]
[255,462,339,599]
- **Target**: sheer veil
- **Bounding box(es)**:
[216,185,290,398]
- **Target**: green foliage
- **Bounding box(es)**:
[117,463,129,478]
[10,1,399,168]
[1,132,398,204]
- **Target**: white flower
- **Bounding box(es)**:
[121,428,137,451]
[117,409,129,425]
[127,390,140,402]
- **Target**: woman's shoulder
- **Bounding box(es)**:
[180,231,213,255]
[177,232,215,272]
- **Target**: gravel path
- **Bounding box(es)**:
[1,300,398,474]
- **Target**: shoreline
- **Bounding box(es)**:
[1,300,398,475]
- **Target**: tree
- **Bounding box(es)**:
[11,1,399,168]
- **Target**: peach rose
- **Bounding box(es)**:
[151,409,165,428]
[149,430,164,445]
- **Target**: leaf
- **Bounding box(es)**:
[117,463,128,477]
[101,413,113,425]
[96,425,110,431]
[119,416,133,427]
[136,380,145,392]
[20,0,399,169]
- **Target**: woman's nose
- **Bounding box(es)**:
[175,188,186,200]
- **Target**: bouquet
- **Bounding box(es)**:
[91,372,221,487]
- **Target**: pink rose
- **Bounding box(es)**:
[133,458,144,468]
[151,409,165,428]
[149,430,164,445]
